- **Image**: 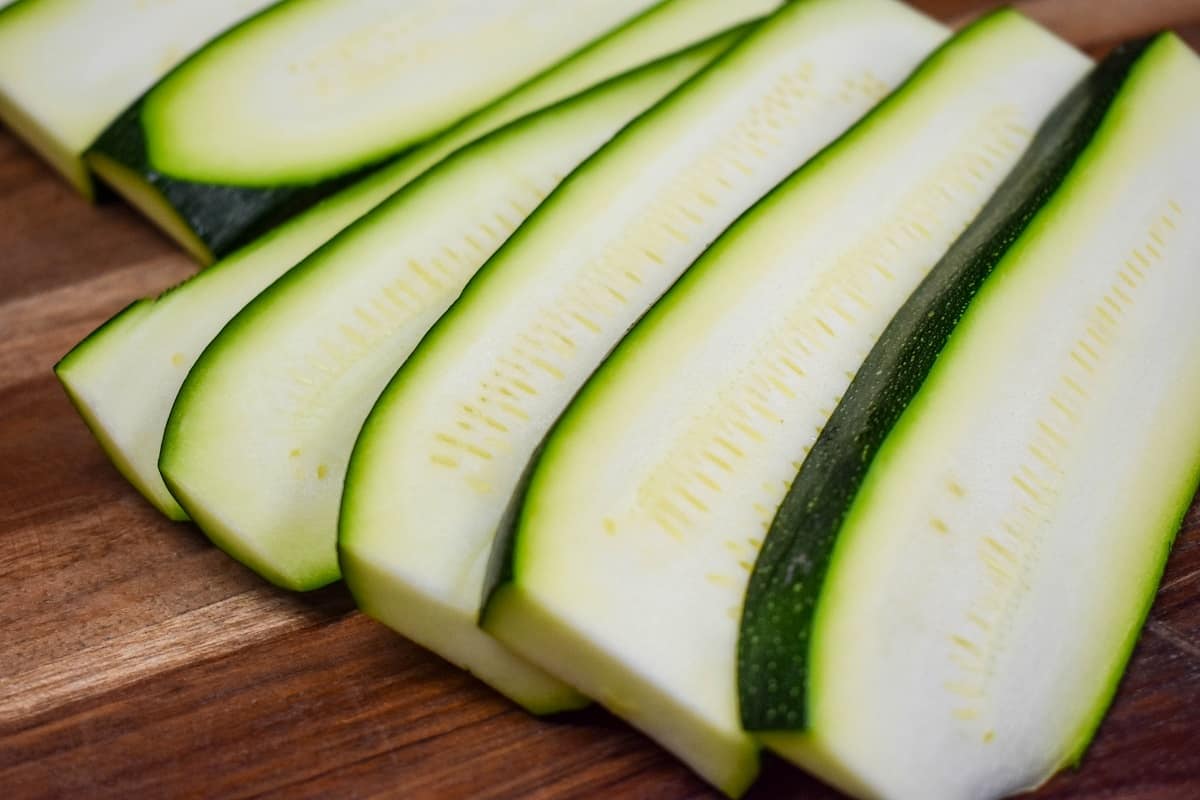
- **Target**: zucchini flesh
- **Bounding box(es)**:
[740,35,1200,800]
[339,0,944,783]
[85,0,665,262]
[56,3,771,523]
[146,0,664,186]
[82,2,781,261]
[479,12,1088,797]
[0,0,276,196]
[157,33,738,596]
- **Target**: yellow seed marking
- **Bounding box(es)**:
[531,357,563,380]
[983,730,996,744]
[984,536,1019,565]
[661,222,689,243]
[289,448,302,458]
[171,353,186,367]
[679,487,710,513]
[1104,295,1124,315]
[653,513,684,541]
[1143,244,1161,262]
[714,436,745,458]
[1162,214,1177,231]
[606,286,628,305]
[767,374,797,399]
[1112,284,1134,306]
[603,518,617,536]
[512,379,538,396]
[1169,199,1183,215]
[732,420,766,443]
[1051,394,1080,421]
[947,480,967,498]
[706,573,736,587]
[873,261,895,280]
[498,401,529,421]
[1119,270,1139,289]
[1078,338,1102,362]
[1062,374,1089,399]
[968,612,992,631]
[931,518,950,535]
[704,451,735,473]
[815,317,836,337]
[1011,473,1041,503]
[569,311,602,334]
[1029,443,1058,471]
[694,471,722,493]
[431,454,458,468]
[738,561,754,573]
[952,635,982,656]
[623,270,643,286]
[408,259,444,290]
[1068,351,1095,375]
[954,708,980,721]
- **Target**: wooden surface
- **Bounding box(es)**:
[3,3,1200,797]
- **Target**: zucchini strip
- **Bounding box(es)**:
[158,31,743,595]
[740,34,1200,800]
[480,12,1088,797]
[0,0,277,197]
[340,0,947,791]
[56,2,774,521]
[84,0,675,260]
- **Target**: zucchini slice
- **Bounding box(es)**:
[739,34,1200,799]
[55,2,772,523]
[480,12,1088,797]
[0,0,276,197]
[85,0,669,261]
[339,0,944,777]
[157,31,742,597]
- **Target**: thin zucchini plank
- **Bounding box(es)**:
[55,2,772,522]
[85,0,665,261]
[480,12,1088,798]
[339,0,947,793]
[0,0,277,197]
[157,31,740,598]
[740,34,1200,800]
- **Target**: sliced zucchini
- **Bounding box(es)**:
[56,3,770,523]
[738,34,1200,799]
[86,0,665,260]
[480,12,1088,797]
[340,0,943,777]
[0,0,277,196]
[157,30,741,595]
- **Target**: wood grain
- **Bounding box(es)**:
[2,4,1200,798]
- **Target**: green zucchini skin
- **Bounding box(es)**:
[737,38,1154,732]
[88,103,365,260]
[81,0,669,262]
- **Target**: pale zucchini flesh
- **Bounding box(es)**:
[157,34,737,598]
[481,12,1088,798]
[340,0,946,793]
[141,0,660,187]
[0,0,277,196]
[56,4,770,521]
[743,35,1200,800]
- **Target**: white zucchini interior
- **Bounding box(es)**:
[141,0,659,185]
[0,0,275,195]
[484,12,1088,798]
[158,42,724,596]
[57,5,760,522]
[766,35,1200,800]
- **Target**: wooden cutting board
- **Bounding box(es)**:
[3,2,1199,797]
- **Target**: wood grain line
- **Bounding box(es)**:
[1146,619,1200,663]
[0,590,332,727]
